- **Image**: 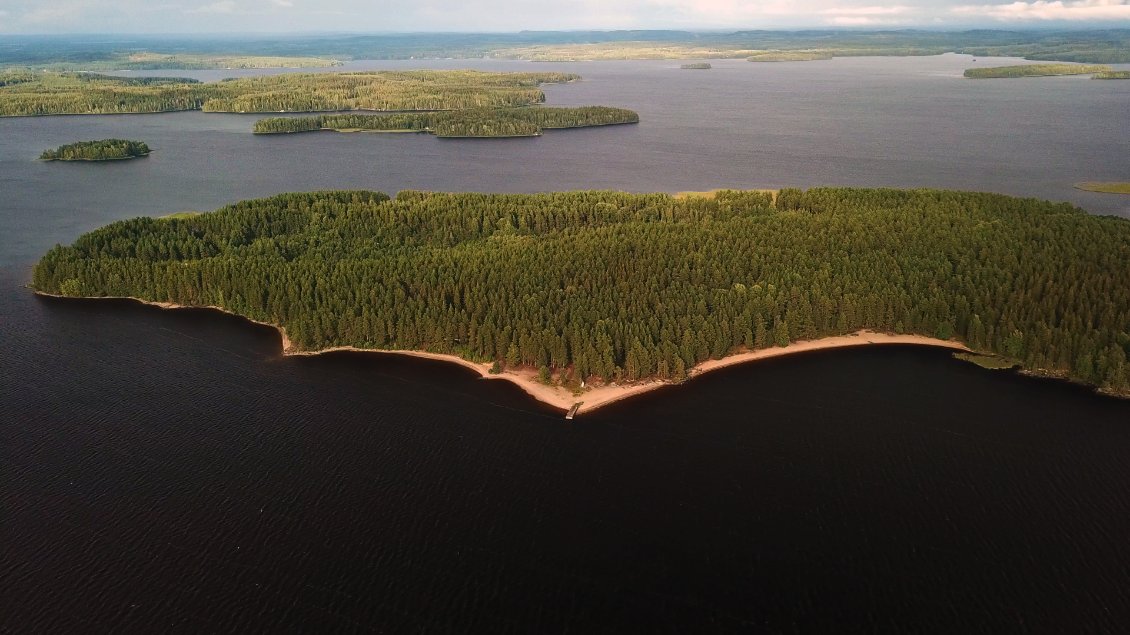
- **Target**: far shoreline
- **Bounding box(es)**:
[35,291,977,417]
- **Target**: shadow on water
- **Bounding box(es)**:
[5,286,1130,632]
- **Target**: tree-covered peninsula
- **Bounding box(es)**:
[39,139,151,161]
[0,70,577,117]
[253,107,639,137]
[33,188,1130,399]
[964,64,1110,78]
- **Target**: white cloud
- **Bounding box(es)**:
[189,0,239,13]
[17,6,75,24]
[818,4,914,25]
[1,0,1128,33]
[185,0,295,16]
[952,0,1130,21]
[819,5,912,15]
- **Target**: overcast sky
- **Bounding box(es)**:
[2,0,1129,34]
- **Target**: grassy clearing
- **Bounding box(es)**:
[954,353,1017,370]
[159,211,204,220]
[1074,182,1130,194]
[675,189,778,202]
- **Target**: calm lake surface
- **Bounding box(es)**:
[2,56,1129,632]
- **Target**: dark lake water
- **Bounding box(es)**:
[2,56,1130,632]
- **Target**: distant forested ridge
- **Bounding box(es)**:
[33,188,1130,396]
[0,70,577,117]
[253,107,639,137]
[23,53,343,71]
[964,64,1110,78]
[488,30,1130,63]
[4,30,1128,67]
[40,139,150,161]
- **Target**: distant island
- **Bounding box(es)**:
[747,52,833,62]
[680,63,711,69]
[39,139,151,161]
[0,70,578,117]
[33,188,1130,412]
[1092,71,1130,79]
[253,107,639,138]
[964,64,1110,78]
[30,53,343,71]
[482,30,1130,63]
[5,31,1130,66]
[1075,182,1130,194]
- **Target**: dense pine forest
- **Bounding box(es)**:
[39,139,151,161]
[0,70,577,116]
[964,64,1110,78]
[253,107,639,137]
[32,189,1130,396]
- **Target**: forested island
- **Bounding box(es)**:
[0,70,577,117]
[964,64,1110,78]
[33,188,1130,409]
[680,63,711,69]
[1092,71,1130,79]
[39,139,151,161]
[253,107,639,137]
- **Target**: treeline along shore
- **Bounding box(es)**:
[253,107,640,137]
[32,188,1130,407]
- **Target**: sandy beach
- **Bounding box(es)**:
[36,292,970,416]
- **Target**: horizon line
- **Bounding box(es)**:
[4,25,1130,37]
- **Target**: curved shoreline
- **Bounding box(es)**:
[35,291,974,416]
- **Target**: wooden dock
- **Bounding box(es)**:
[565,402,582,420]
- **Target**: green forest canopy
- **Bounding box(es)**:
[40,139,151,161]
[253,107,639,137]
[0,70,578,116]
[33,188,1130,397]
